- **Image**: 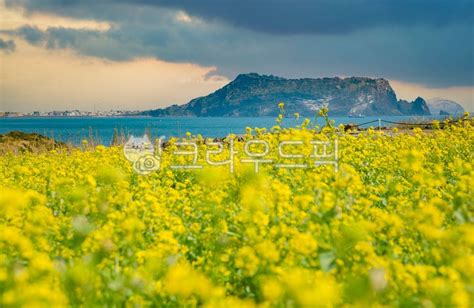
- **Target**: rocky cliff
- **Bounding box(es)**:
[147,73,431,117]
[426,98,465,115]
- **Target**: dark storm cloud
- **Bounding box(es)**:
[128,0,474,34]
[16,26,45,45]
[0,38,16,53]
[6,0,474,35]
[4,0,474,87]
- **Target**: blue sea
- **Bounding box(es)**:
[0,116,445,145]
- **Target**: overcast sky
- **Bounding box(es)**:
[1,0,473,112]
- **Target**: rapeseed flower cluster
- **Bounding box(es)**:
[0,113,473,307]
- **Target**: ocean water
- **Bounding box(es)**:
[0,116,445,145]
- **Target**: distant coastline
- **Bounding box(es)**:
[0,110,145,118]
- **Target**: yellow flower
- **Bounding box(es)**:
[291,232,318,255]
[318,106,329,116]
[0,111,472,306]
[261,278,282,301]
[235,246,259,276]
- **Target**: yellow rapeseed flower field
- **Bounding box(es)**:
[1,113,473,307]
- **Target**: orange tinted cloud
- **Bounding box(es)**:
[0,39,228,112]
